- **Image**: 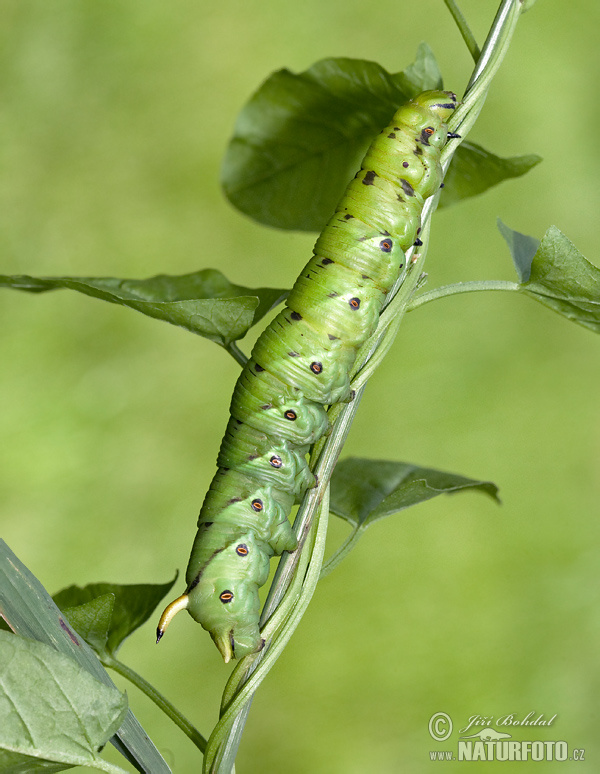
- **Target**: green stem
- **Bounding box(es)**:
[448,0,522,142]
[104,656,207,754]
[443,0,481,61]
[408,279,520,310]
[320,526,363,579]
[225,341,248,367]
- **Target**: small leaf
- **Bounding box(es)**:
[221,48,443,233]
[388,42,443,95]
[497,218,539,282]
[500,223,600,333]
[61,594,115,656]
[330,458,499,530]
[0,269,287,347]
[53,576,177,658]
[440,142,542,209]
[0,631,127,772]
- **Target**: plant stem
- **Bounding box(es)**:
[408,279,520,310]
[105,656,208,754]
[444,0,480,61]
[320,525,363,578]
[224,341,248,367]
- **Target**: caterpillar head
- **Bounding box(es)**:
[412,90,459,122]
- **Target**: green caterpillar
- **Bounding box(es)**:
[157,90,458,662]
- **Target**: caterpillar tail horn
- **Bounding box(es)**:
[156,593,189,643]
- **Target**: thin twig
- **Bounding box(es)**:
[444,0,481,61]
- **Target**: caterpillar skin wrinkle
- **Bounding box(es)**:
[157,90,457,662]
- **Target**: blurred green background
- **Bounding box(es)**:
[1,1,599,772]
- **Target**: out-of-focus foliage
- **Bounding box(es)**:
[1,2,598,772]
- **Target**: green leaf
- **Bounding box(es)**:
[393,42,444,95]
[0,269,287,347]
[0,631,128,773]
[497,218,539,282]
[439,142,542,209]
[53,577,177,659]
[221,46,442,232]
[61,594,115,656]
[0,540,172,774]
[330,458,500,530]
[500,223,600,333]
[221,48,541,232]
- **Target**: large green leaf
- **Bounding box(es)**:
[499,221,600,333]
[0,269,287,348]
[221,49,540,232]
[221,47,442,232]
[330,458,499,529]
[0,541,171,774]
[0,631,128,773]
[53,577,177,659]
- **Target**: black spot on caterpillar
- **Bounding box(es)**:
[419,126,435,145]
[157,90,458,662]
[400,179,415,197]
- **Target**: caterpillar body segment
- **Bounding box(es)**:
[157,90,458,662]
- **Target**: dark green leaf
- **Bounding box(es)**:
[390,42,443,95]
[0,269,287,347]
[221,46,442,232]
[0,631,127,773]
[61,594,115,656]
[500,223,600,333]
[53,576,177,658]
[440,142,542,209]
[0,540,172,774]
[497,218,539,282]
[330,458,499,530]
